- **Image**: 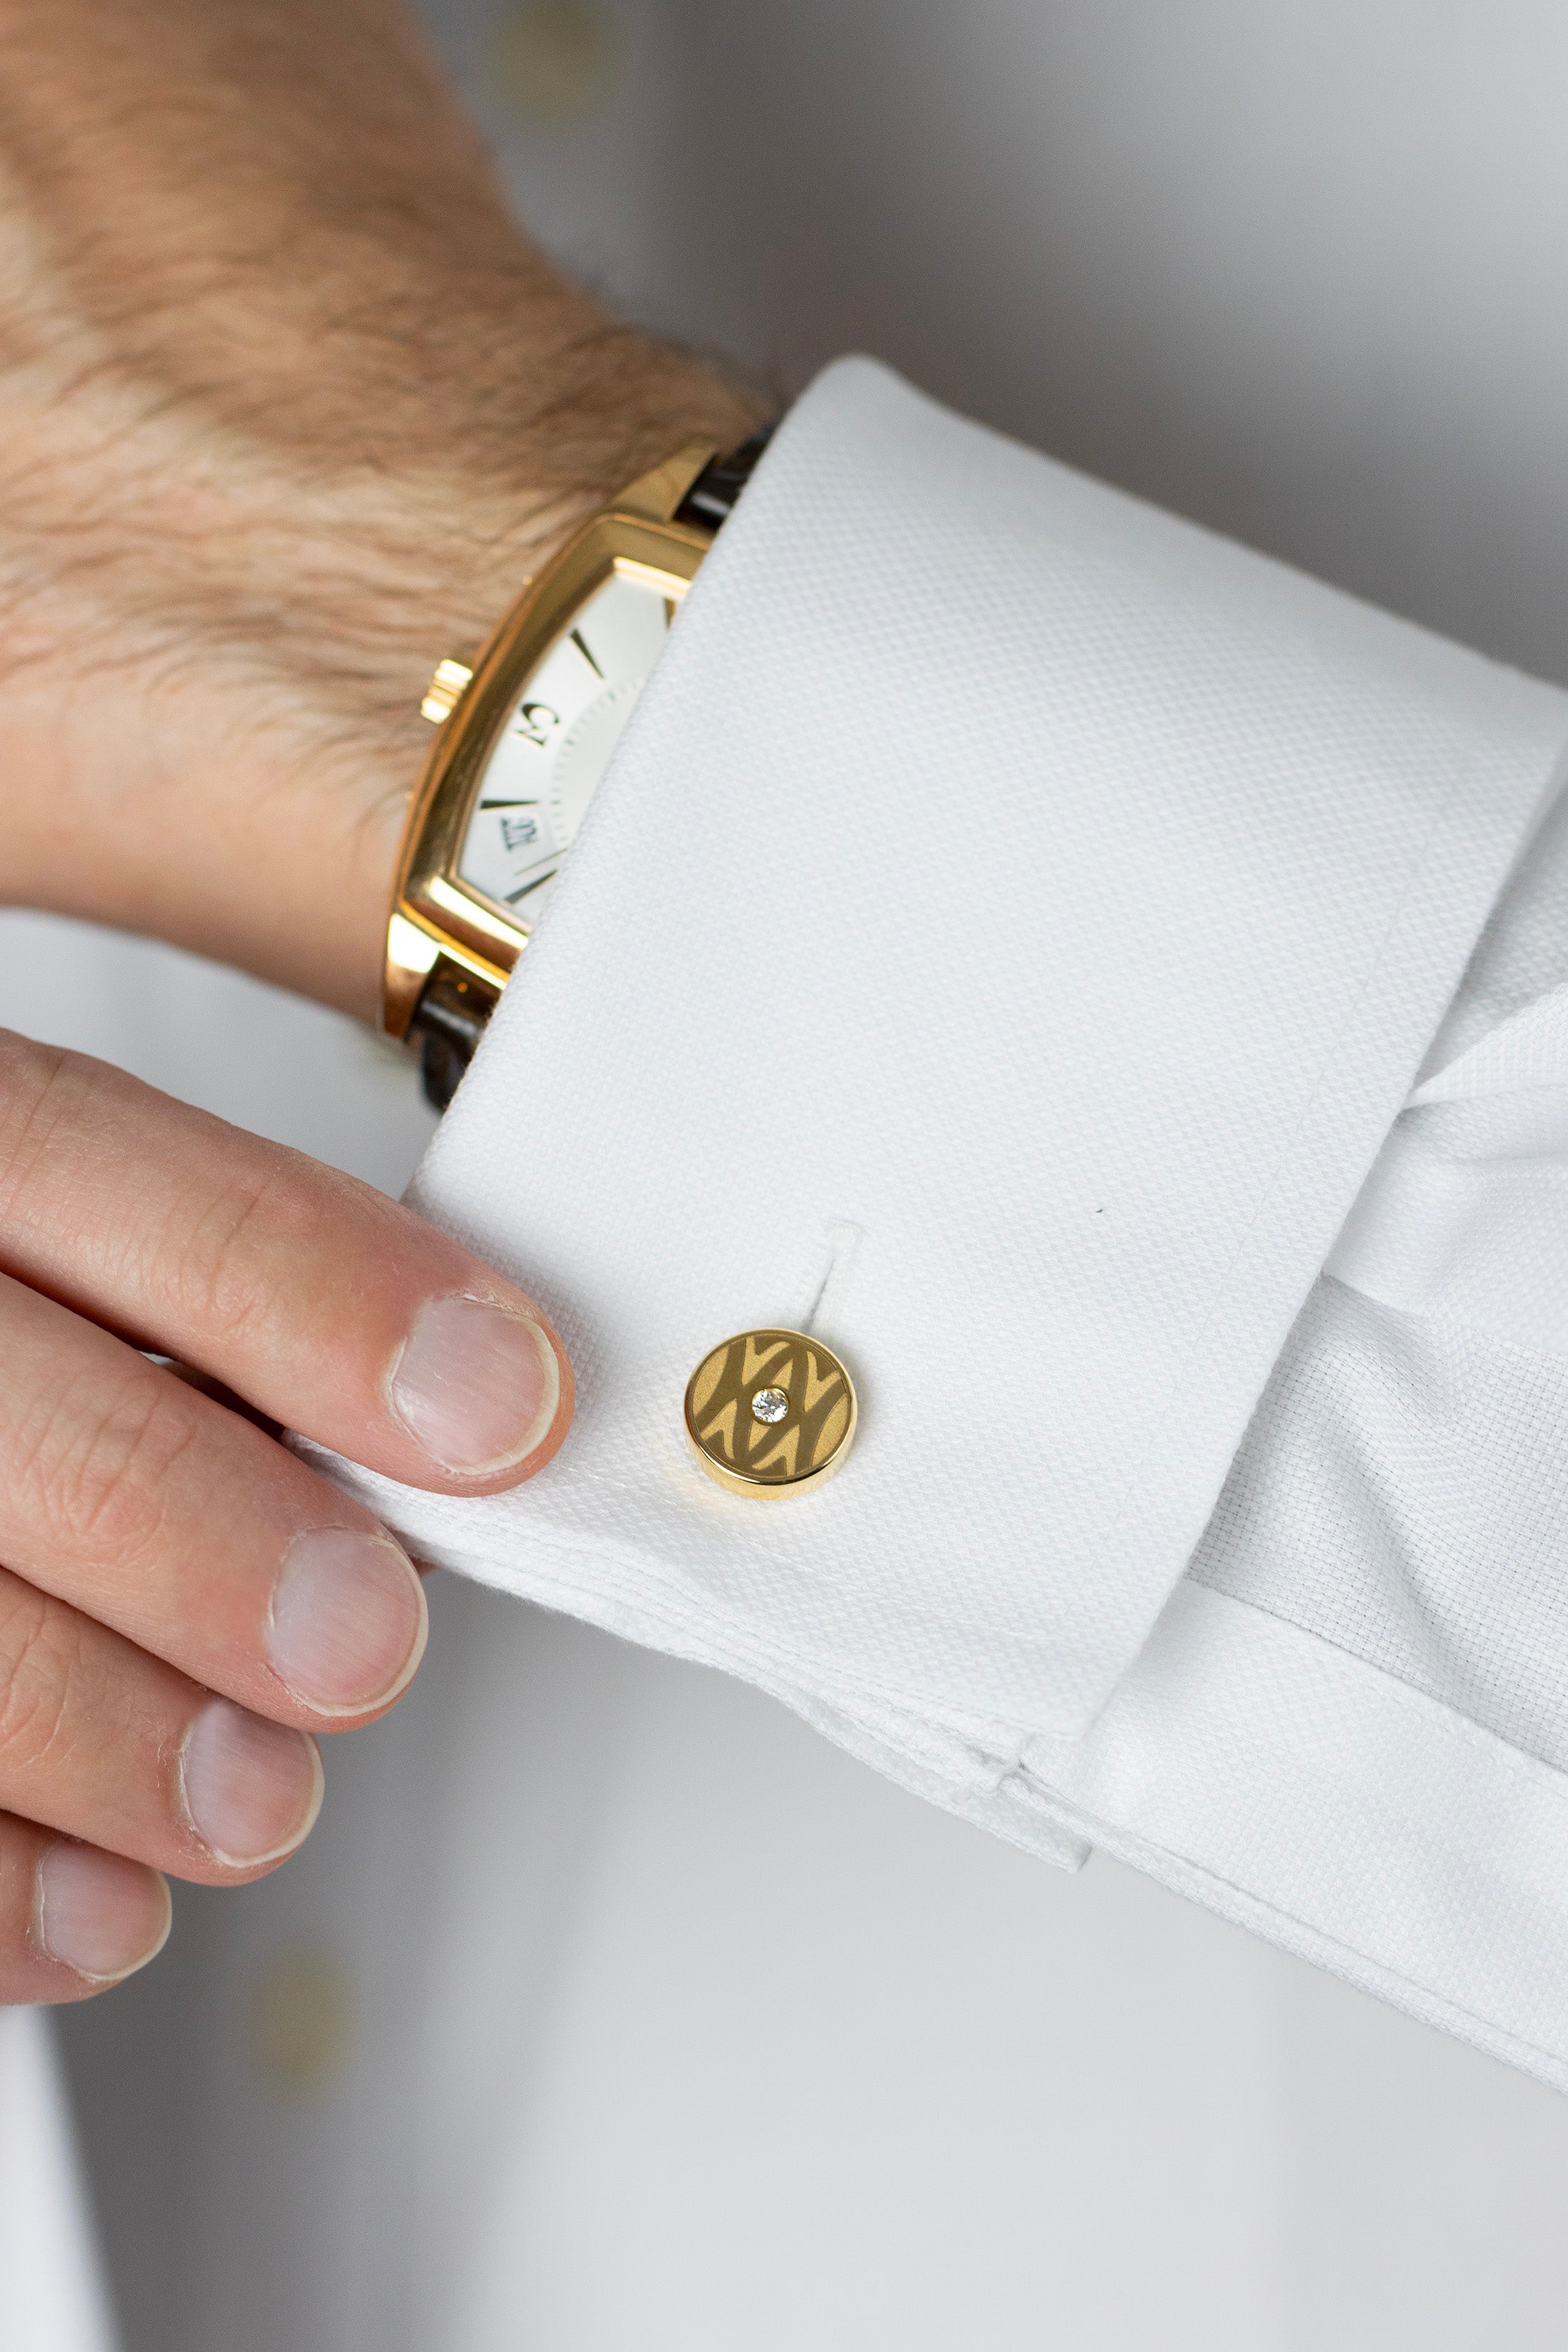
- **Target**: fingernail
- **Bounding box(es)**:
[267,1528,427,1716]
[389,1294,562,1474]
[180,1700,324,1867]
[36,1843,171,1981]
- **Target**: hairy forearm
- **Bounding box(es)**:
[0,0,762,1016]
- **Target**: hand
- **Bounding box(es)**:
[0,0,760,1016]
[0,1030,573,2002]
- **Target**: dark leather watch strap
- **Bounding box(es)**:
[672,426,775,533]
[413,961,496,1115]
[411,425,775,1113]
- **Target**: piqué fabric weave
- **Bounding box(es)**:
[311,359,1568,2084]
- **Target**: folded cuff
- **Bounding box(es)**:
[311,356,1568,2078]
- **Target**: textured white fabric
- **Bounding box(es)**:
[1193,785,1568,1785]
[316,357,1568,2080]
[0,2010,120,2352]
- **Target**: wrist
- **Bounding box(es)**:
[0,0,766,1026]
[1,319,762,1026]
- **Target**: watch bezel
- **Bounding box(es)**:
[384,505,710,1041]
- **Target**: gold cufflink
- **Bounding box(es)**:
[684,1329,857,1499]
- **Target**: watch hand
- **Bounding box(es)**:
[569,627,604,679]
[504,871,557,906]
[478,799,540,810]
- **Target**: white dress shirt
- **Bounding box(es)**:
[0,2009,117,2351]
[34,2,1568,2343]
[313,353,1568,2088]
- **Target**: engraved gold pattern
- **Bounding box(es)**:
[684,1329,857,1499]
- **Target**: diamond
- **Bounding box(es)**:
[751,1386,788,1425]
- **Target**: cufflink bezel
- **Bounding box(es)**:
[684,1329,859,1499]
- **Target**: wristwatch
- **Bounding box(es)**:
[383,428,773,1110]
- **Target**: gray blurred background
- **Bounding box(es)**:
[36,3,1568,2346]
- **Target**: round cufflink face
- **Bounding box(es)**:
[684,1329,857,1499]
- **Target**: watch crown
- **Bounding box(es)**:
[421,658,474,725]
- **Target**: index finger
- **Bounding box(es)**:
[0,1032,572,1495]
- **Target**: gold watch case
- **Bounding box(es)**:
[383,441,718,1043]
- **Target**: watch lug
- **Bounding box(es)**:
[614,442,716,526]
[384,912,507,1046]
[383,910,441,1041]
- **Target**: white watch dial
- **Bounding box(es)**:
[456,568,674,924]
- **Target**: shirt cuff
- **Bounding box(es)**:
[311,358,1568,2078]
